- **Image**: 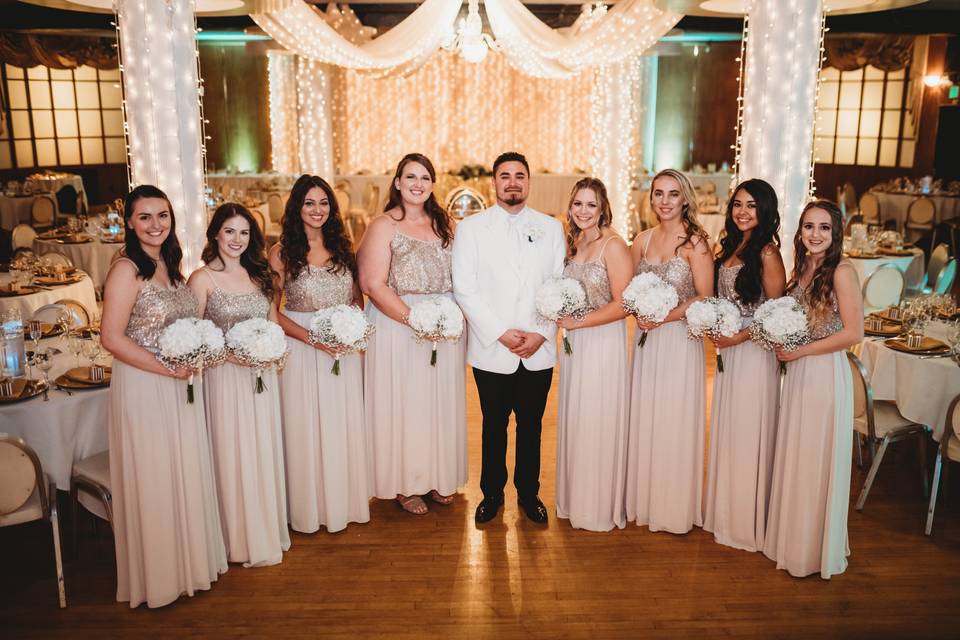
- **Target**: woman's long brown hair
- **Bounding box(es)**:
[788,200,844,325]
[565,177,612,259]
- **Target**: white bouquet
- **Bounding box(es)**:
[157,318,226,403]
[407,295,465,366]
[622,272,679,347]
[535,277,588,355]
[685,297,742,373]
[308,304,374,375]
[750,296,809,373]
[226,318,289,394]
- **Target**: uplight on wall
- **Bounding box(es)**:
[923,74,950,88]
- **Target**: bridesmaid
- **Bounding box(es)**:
[358,152,467,515]
[101,185,227,608]
[625,168,714,534]
[703,179,786,552]
[188,203,290,566]
[762,200,862,579]
[555,177,632,532]
[268,174,371,534]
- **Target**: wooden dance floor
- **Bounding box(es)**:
[2,345,960,639]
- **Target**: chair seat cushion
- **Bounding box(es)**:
[72,450,110,488]
[854,400,918,437]
[0,486,42,527]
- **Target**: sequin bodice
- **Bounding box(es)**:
[564,259,612,311]
[388,232,452,296]
[204,287,270,332]
[125,282,197,351]
[790,283,843,340]
[284,264,354,312]
[638,256,697,302]
[718,263,766,319]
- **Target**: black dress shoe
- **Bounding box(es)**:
[475,496,504,523]
[518,496,549,524]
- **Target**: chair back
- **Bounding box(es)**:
[55,185,78,216]
[444,186,487,219]
[950,393,960,443]
[250,208,266,233]
[846,351,875,439]
[842,183,858,213]
[12,247,37,262]
[927,243,950,287]
[702,181,716,195]
[267,193,284,224]
[859,193,881,225]
[333,186,351,216]
[0,435,45,517]
[11,224,37,249]
[935,259,957,295]
[31,195,57,227]
[906,197,936,229]
[55,298,90,327]
[862,263,905,311]
[32,303,73,327]
[40,252,74,268]
[365,184,381,217]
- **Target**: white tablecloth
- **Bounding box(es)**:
[699,213,726,243]
[857,323,960,441]
[869,191,960,229]
[0,273,98,321]
[846,248,925,292]
[32,238,121,290]
[0,343,110,489]
[0,194,57,230]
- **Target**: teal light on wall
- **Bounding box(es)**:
[950,85,959,100]
[196,32,271,42]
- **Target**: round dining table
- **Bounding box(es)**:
[33,237,122,290]
[0,272,98,321]
[0,194,55,230]
[869,190,960,229]
[846,247,925,291]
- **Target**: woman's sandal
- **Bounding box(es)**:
[428,490,455,505]
[396,494,428,515]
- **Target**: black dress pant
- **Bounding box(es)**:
[473,362,553,501]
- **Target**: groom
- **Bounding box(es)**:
[452,152,565,524]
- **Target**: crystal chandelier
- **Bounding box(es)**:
[444,0,497,63]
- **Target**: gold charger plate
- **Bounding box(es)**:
[64,366,112,385]
[33,275,85,286]
[872,308,905,323]
[54,374,109,390]
[864,320,902,337]
[0,286,42,297]
[884,337,951,355]
[877,248,915,257]
[55,235,93,244]
[0,379,44,404]
[847,252,880,259]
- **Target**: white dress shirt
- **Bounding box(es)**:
[452,203,566,374]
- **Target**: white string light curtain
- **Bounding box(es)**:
[252,0,463,71]
[483,0,681,79]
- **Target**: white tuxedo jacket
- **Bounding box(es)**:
[452,204,565,374]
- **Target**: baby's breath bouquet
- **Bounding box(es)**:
[308,304,374,375]
[226,318,289,393]
[157,318,226,403]
[750,297,809,374]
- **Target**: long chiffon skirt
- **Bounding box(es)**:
[703,340,780,552]
[625,321,706,534]
[556,320,629,532]
[365,294,468,498]
[763,351,853,579]
[204,363,290,566]
[280,309,371,533]
[109,361,227,608]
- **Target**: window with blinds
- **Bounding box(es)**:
[0,63,126,169]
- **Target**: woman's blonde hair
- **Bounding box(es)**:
[565,177,612,258]
[649,168,708,254]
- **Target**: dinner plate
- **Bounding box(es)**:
[0,379,44,404]
[864,321,901,337]
[64,366,112,385]
[0,286,42,297]
[54,374,109,390]
[884,337,951,355]
[33,275,85,286]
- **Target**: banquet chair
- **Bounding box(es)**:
[12,247,37,262]
[12,224,37,250]
[40,251,74,268]
[54,299,90,327]
[922,243,950,294]
[267,193,284,224]
[32,303,81,329]
[934,259,957,294]
[70,450,112,558]
[55,185,79,223]
[838,183,859,219]
[0,435,66,607]
[925,393,960,535]
[861,263,905,313]
[365,184,381,217]
[250,208,267,234]
[31,195,57,231]
[333,184,351,217]
[905,197,938,248]
[859,193,882,228]
[846,352,928,512]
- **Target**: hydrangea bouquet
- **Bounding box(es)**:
[685,297,742,373]
[407,296,465,366]
[749,296,809,373]
[535,277,588,355]
[622,272,679,348]
[226,318,289,393]
[157,317,226,403]
[309,304,374,375]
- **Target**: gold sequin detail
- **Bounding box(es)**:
[790,283,843,341]
[284,265,354,312]
[718,264,766,319]
[564,259,612,311]
[637,256,697,302]
[387,232,453,296]
[125,282,198,351]
[204,288,271,332]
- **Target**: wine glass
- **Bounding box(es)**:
[34,349,54,387]
[67,332,83,369]
[82,338,101,368]
[29,319,43,350]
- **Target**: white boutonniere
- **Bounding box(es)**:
[522,222,543,244]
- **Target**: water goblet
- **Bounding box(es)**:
[67,332,83,369]
[35,349,54,389]
[29,319,43,349]
[82,338,101,368]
